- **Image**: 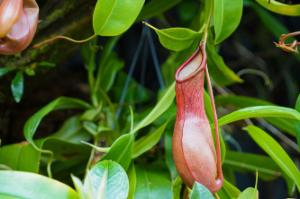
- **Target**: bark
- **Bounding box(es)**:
[0,0,95,68]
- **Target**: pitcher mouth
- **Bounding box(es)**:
[175,43,206,83]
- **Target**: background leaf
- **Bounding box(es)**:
[256,0,300,16]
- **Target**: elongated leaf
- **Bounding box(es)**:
[244,125,300,191]
[216,95,298,136]
[128,163,136,199]
[11,71,24,103]
[101,134,134,170]
[190,182,214,199]
[23,97,91,153]
[214,0,243,43]
[0,171,78,199]
[237,187,258,199]
[295,94,300,149]
[219,106,300,127]
[132,82,175,134]
[252,4,288,38]
[256,0,300,16]
[0,142,40,173]
[84,160,129,199]
[138,0,181,20]
[224,151,281,180]
[207,42,243,86]
[134,166,172,199]
[172,176,182,199]
[132,122,168,158]
[93,0,145,36]
[145,22,201,51]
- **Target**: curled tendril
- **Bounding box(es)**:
[274,31,300,54]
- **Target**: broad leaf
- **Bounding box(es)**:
[0,171,78,199]
[237,187,258,199]
[101,134,134,170]
[11,71,24,103]
[244,125,300,191]
[93,0,145,36]
[217,180,240,199]
[145,22,201,51]
[134,166,172,199]
[214,0,243,43]
[190,182,214,199]
[132,122,168,158]
[0,142,40,173]
[0,67,14,78]
[83,160,129,199]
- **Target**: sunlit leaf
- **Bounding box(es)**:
[189,182,214,199]
[256,0,300,16]
[83,160,129,199]
[0,171,78,199]
[237,187,258,199]
[214,0,243,43]
[93,0,145,36]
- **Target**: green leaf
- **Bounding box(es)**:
[138,0,181,20]
[11,71,24,103]
[189,182,214,199]
[219,105,300,127]
[145,22,201,51]
[224,151,281,180]
[134,166,172,199]
[0,142,40,173]
[252,4,288,38]
[23,97,91,153]
[237,187,258,199]
[0,171,78,199]
[101,134,134,170]
[0,67,14,78]
[295,94,300,150]
[216,95,298,136]
[214,0,243,43]
[244,125,300,191]
[132,122,168,158]
[217,179,240,199]
[207,42,243,86]
[84,160,129,199]
[128,163,136,199]
[256,0,300,16]
[132,82,175,134]
[164,128,178,180]
[172,176,182,199]
[93,0,145,36]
